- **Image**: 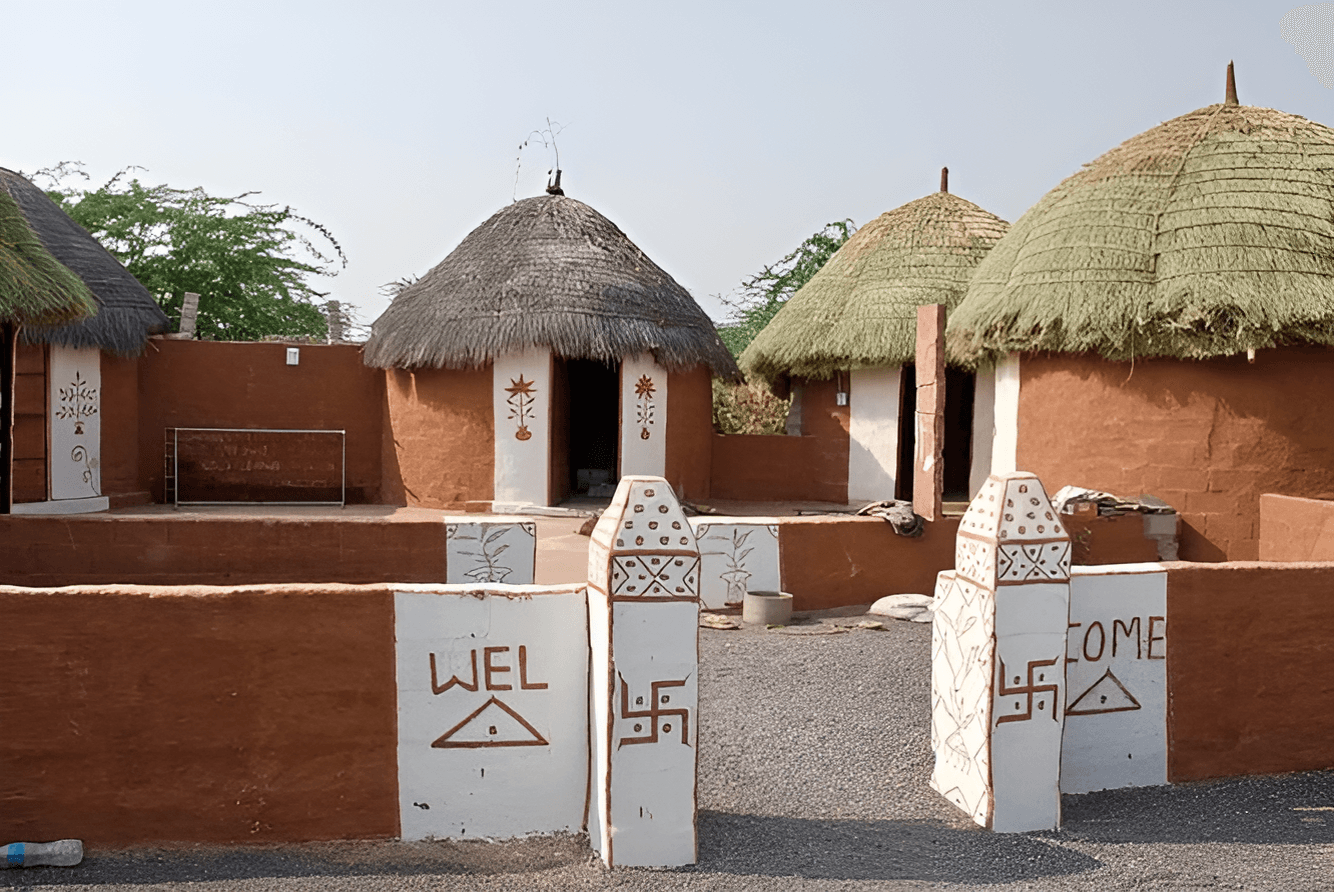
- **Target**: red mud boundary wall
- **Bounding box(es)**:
[1257,493,1334,561]
[0,515,448,587]
[0,584,401,846]
[1166,562,1334,782]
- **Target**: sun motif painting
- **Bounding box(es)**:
[505,375,537,441]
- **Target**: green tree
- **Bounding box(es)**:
[36,164,345,341]
[717,219,856,357]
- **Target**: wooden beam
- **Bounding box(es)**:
[913,305,946,521]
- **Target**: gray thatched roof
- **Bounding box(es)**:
[741,186,1008,383]
[949,68,1334,364]
[1,168,170,356]
[364,194,741,379]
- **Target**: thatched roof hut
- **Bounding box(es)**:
[364,194,740,380]
[0,168,169,356]
[741,176,1009,384]
[949,66,1334,364]
[0,181,96,327]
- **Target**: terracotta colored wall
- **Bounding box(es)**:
[1257,493,1334,561]
[138,340,386,503]
[665,366,712,501]
[12,341,45,502]
[1016,348,1334,562]
[0,584,399,846]
[778,515,959,611]
[1166,563,1334,782]
[710,377,849,503]
[384,366,493,508]
[100,353,142,503]
[1065,513,1163,565]
[0,515,449,587]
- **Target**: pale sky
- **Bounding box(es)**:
[3,1,1332,329]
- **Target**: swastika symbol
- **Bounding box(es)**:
[996,657,1060,725]
[617,674,690,748]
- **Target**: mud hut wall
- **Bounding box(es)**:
[709,376,850,503]
[137,340,387,503]
[384,364,494,508]
[1257,493,1334,561]
[11,341,47,502]
[100,351,142,506]
[664,365,712,500]
[1014,348,1334,562]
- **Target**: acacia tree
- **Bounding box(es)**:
[36,164,346,341]
[717,218,856,357]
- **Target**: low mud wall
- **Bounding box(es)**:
[1257,493,1334,561]
[0,515,450,587]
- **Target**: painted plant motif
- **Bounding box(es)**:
[56,371,98,436]
[634,374,656,440]
[719,528,755,604]
[505,375,537,441]
[455,525,517,583]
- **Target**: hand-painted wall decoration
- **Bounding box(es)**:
[634,374,656,440]
[931,472,1071,833]
[505,375,537,441]
[49,346,102,500]
[691,520,782,610]
[446,521,537,585]
[395,585,588,841]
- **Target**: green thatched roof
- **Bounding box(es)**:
[740,187,1008,383]
[364,194,741,379]
[949,83,1334,363]
[0,180,96,327]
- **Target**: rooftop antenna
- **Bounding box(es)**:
[940,166,949,193]
[1225,60,1238,106]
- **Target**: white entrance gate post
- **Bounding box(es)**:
[586,475,700,867]
[930,471,1071,832]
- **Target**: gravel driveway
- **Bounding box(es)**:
[4,615,1331,891]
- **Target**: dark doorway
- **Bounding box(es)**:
[895,364,977,504]
[559,358,619,498]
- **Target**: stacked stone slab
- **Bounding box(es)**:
[930,471,1071,832]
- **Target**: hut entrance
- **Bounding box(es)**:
[550,358,620,502]
[895,365,976,503]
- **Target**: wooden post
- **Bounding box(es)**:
[914,304,946,521]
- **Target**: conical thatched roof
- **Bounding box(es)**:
[740,186,1009,383]
[0,182,97,327]
[949,73,1334,364]
[0,168,170,356]
[364,194,741,379]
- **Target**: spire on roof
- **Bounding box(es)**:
[1225,60,1238,106]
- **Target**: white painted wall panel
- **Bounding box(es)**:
[1061,567,1168,794]
[969,365,996,499]
[848,366,901,502]
[445,520,537,585]
[991,356,1020,475]
[619,354,667,479]
[49,345,101,500]
[690,519,781,609]
[395,584,589,840]
[493,348,551,505]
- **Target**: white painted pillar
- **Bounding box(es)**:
[49,345,101,500]
[493,347,552,506]
[587,476,699,868]
[847,365,901,502]
[990,355,1020,475]
[969,364,996,499]
[619,354,667,479]
[931,471,1070,832]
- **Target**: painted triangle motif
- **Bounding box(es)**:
[1066,668,1141,716]
[431,696,549,748]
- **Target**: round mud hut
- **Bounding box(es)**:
[740,170,1008,503]
[1,167,169,515]
[947,65,1334,561]
[365,190,740,509]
